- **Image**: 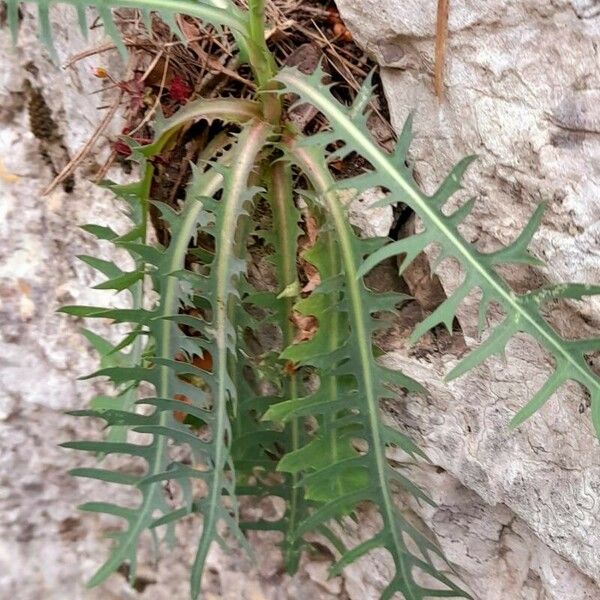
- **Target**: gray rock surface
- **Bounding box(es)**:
[0,8,341,600]
[336,0,600,597]
[1,7,402,600]
[0,8,153,599]
[3,2,600,600]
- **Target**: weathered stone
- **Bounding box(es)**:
[4,2,600,599]
[0,9,340,600]
[343,187,394,238]
[336,0,600,597]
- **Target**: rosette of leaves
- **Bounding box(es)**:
[12,1,600,598]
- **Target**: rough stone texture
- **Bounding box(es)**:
[344,187,394,238]
[3,3,600,600]
[0,9,341,600]
[0,9,164,599]
[336,0,600,598]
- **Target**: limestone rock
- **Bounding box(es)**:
[336,0,600,597]
[343,187,394,238]
[3,2,600,600]
[0,8,337,600]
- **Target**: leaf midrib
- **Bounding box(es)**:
[295,146,415,595]
[270,163,303,551]
[192,121,269,594]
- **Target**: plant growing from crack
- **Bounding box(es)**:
[9,1,600,598]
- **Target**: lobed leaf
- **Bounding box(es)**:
[9,0,248,61]
[278,140,471,599]
[276,66,600,440]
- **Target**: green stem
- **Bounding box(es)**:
[324,232,343,498]
[269,162,303,570]
[230,165,262,439]
[247,0,266,49]
[246,0,280,120]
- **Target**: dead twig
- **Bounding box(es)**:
[176,15,255,89]
[126,51,169,137]
[42,89,123,195]
[63,39,139,69]
[94,149,118,183]
[434,0,449,102]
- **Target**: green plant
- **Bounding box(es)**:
[10,1,600,598]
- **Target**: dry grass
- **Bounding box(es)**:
[49,0,395,195]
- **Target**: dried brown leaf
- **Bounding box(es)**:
[292,311,318,343]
